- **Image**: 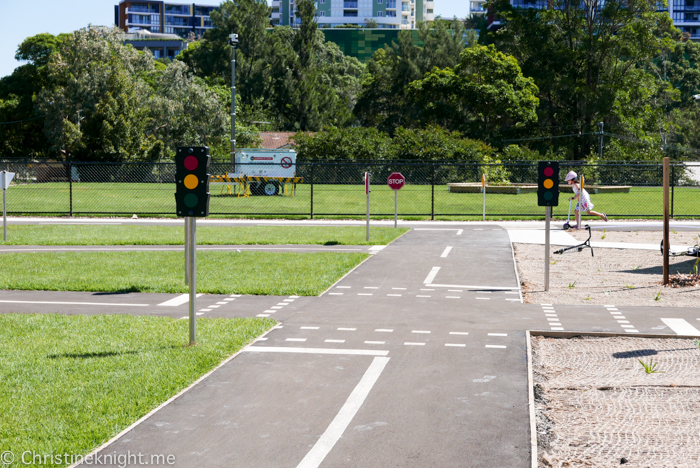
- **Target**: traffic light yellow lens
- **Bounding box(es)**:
[184,174,199,189]
[543,179,554,189]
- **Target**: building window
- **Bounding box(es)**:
[378,0,383,3]
[320,0,325,3]
[318,11,326,16]
[343,10,359,16]
[377,11,384,16]
[386,0,396,7]
[386,10,396,16]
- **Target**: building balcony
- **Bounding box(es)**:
[344,1,358,8]
[425,1,434,7]
[126,6,159,13]
[127,19,158,26]
[270,12,281,19]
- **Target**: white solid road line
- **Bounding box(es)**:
[0,300,149,307]
[440,246,453,258]
[423,267,441,285]
[426,283,519,290]
[245,346,388,356]
[157,294,203,306]
[661,318,700,336]
[296,356,390,468]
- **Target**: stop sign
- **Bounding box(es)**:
[387,172,405,190]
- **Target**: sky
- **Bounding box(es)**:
[0,0,469,79]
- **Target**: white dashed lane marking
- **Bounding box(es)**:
[440,246,453,258]
[542,304,563,331]
[606,305,638,333]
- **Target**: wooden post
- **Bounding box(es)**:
[663,157,670,285]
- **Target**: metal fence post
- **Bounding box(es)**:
[69,162,73,217]
[310,163,314,220]
[671,163,675,219]
[431,163,435,221]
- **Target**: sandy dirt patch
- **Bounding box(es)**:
[533,335,700,467]
[514,228,700,307]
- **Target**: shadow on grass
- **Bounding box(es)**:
[48,345,182,359]
[47,350,141,359]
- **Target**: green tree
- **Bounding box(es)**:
[36,26,160,161]
[354,18,473,133]
[292,126,392,160]
[407,45,539,140]
[0,33,69,159]
[485,0,677,159]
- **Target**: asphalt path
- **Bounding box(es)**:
[1,219,700,467]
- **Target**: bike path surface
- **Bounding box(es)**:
[1,224,697,467]
[71,226,532,468]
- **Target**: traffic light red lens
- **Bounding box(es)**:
[543,167,554,177]
[184,156,199,171]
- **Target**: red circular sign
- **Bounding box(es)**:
[184,155,199,171]
[280,157,293,169]
[387,172,405,190]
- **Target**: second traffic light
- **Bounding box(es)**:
[175,146,210,217]
[537,161,559,207]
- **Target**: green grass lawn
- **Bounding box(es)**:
[0,251,369,295]
[0,225,409,246]
[0,313,275,468]
[7,182,699,219]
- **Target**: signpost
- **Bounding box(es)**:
[365,172,371,241]
[1,171,15,241]
[387,172,405,228]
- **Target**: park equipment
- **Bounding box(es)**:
[660,239,699,257]
[562,198,573,230]
[554,225,594,257]
[212,149,302,196]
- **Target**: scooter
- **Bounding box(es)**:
[562,198,573,230]
[554,225,594,257]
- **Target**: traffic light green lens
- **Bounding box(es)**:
[184,174,199,189]
[544,192,553,201]
[184,193,198,208]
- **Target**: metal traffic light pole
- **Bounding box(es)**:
[545,206,550,291]
[229,34,238,168]
[188,216,197,345]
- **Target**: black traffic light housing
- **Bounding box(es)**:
[537,161,559,207]
[175,146,210,217]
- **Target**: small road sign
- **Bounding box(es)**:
[387,172,405,190]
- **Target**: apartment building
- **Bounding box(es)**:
[115,1,218,38]
[487,0,700,40]
[270,0,434,29]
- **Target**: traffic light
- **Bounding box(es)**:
[175,146,210,217]
[537,161,559,207]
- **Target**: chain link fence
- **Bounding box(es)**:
[0,160,698,219]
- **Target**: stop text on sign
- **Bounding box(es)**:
[387,172,405,190]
